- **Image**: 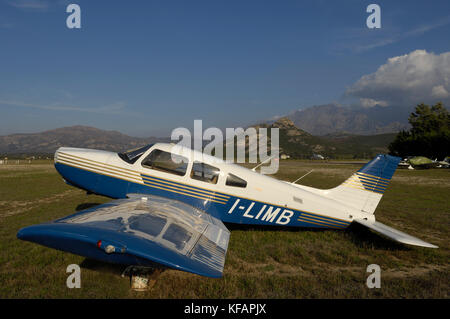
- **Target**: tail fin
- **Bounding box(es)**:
[327,154,401,214]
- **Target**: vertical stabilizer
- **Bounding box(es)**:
[327,154,401,214]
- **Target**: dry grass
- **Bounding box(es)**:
[0,160,448,298]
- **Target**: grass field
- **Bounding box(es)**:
[0,160,448,298]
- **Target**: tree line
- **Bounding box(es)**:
[389,102,449,160]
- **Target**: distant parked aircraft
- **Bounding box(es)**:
[407,156,439,169]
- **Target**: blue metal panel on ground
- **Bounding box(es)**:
[17,196,230,278]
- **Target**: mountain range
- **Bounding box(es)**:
[1,100,410,159]
[0,119,396,159]
[279,103,412,136]
[0,126,168,155]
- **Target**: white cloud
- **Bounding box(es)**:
[6,0,49,11]
[359,98,388,108]
[344,16,450,53]
[431,85,449,99]
[346,50,450,106]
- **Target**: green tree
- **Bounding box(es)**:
[389,102,450,159]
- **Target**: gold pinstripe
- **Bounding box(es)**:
[142,179,228,204]
[141,180,228,204]
[300,212,350,225]
[58,156,142,182]
[345,178,384,190]
[58,154,141,178]
[356,171,391,182]
[343,179,366,188]
[56,160,228,204]
[359,183,387,191]
[356,176,389,187]
[349,175,387,192]
[297,216,348,228]
[343,175,386,193]
[298,214,349,227]
[356,173,389,184]
[358,181,388,190]
[141,175,230,200]
[56,160,142,185]
[59,151,141,174]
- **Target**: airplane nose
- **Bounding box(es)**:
[54,147,113,168]
[54,147,115,193]
[54,148,62,162]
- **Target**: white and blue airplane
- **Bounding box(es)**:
[17,143,438,278]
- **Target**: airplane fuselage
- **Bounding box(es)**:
[54,143,373,230]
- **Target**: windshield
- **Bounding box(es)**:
[118,144,154,164]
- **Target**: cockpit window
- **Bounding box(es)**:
[190,162,220,184]
[141,149,188,176]
[118,144,154,164]
[226,173,247,188]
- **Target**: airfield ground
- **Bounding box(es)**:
[0,160,448,298]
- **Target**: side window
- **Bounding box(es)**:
[190,162,220,184]
[226,173,247,188]
[141,149,188,176]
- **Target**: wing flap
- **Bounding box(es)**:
[354,218,438,248]
[17,195,230,277]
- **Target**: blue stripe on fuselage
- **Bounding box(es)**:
[55,162,351,229]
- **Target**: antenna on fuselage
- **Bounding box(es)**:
[292,170,313,184]
[251,155,277,172]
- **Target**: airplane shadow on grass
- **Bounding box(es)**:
[77,203,409,250]
[345,223,409,251]
[80,258,125,276]
[80,257,168,277]
[226,222,409,251]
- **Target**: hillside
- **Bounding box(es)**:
[252,117,396,159]
[0,126,168,155]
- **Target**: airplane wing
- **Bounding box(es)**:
[17,194,230,278]
[354,218,438,248]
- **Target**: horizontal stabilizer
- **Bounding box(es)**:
[354,218,438,248]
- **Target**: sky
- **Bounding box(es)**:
[1,0,450,137]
